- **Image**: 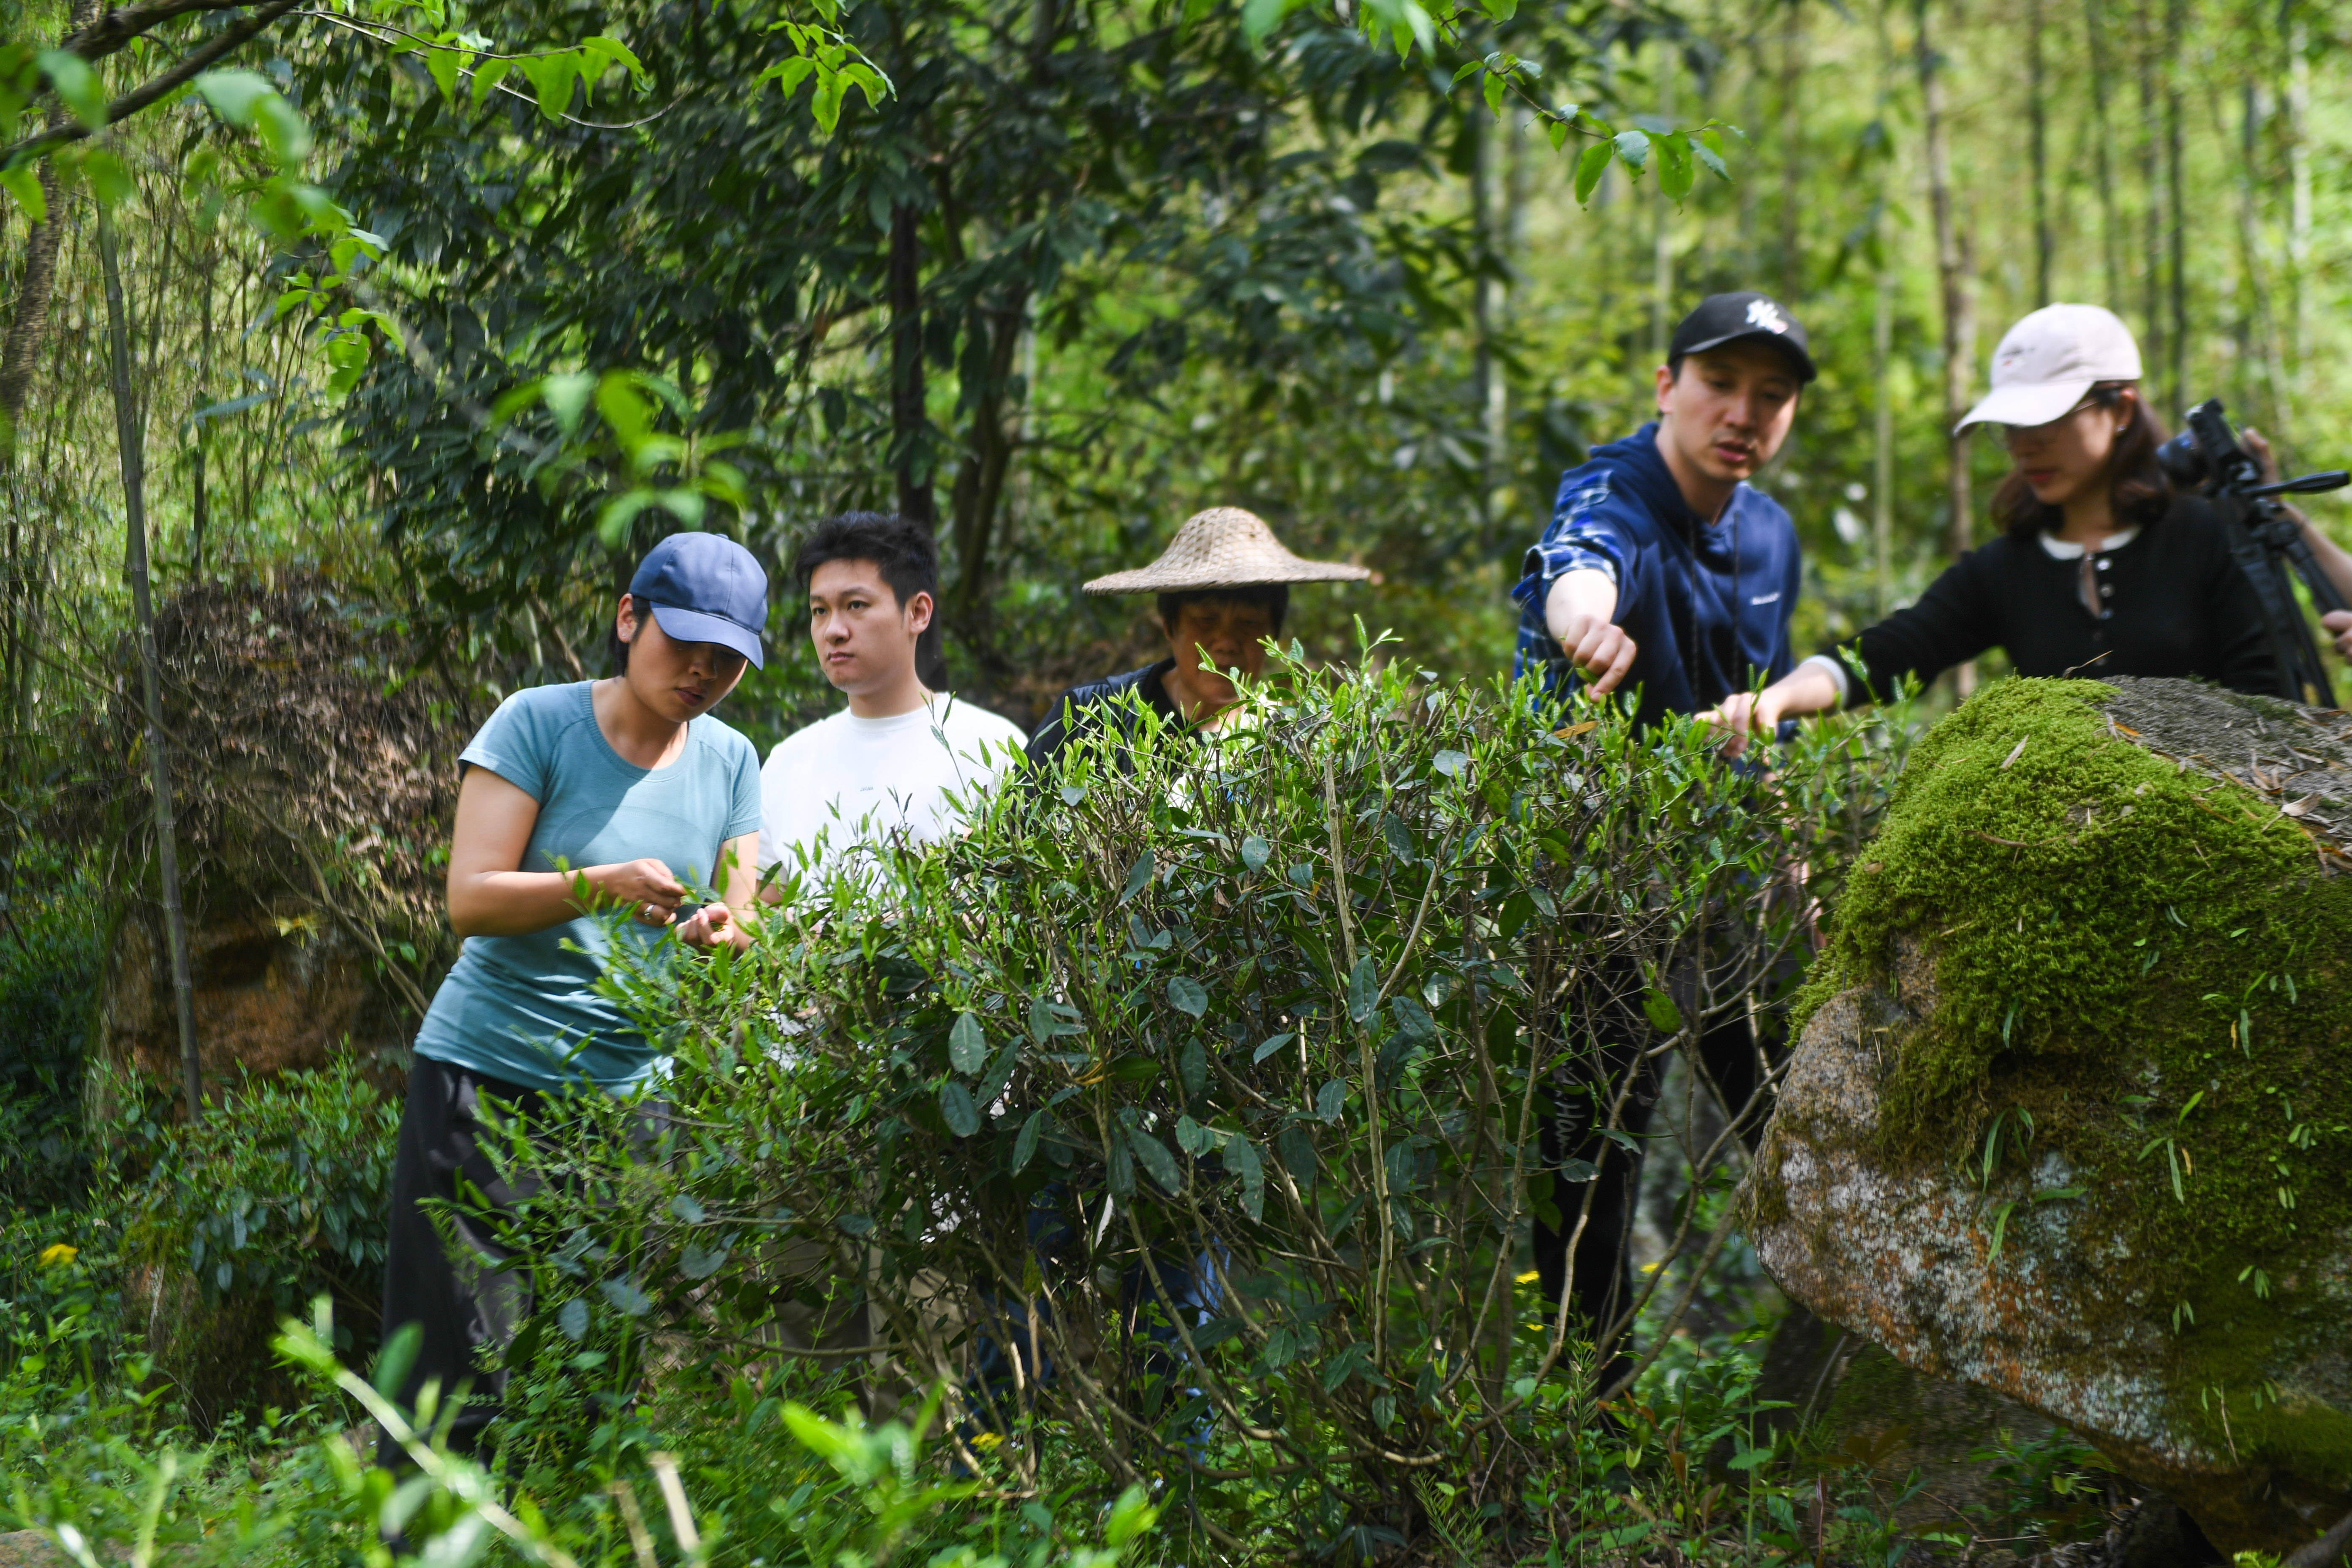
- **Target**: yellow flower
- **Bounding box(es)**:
[1515,1270,1541,1284]
[970,1430,1004,1451]
[38,1244,77,1268]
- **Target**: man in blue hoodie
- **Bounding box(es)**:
[1513,291,1813,726]
[1509,291,1816,1386]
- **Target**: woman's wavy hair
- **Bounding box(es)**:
[1993,382,2173,540]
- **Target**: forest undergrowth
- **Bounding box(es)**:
[0,646,2176,1568]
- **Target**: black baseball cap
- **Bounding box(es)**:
[1668,291,1817,384]
[630,532,770,668]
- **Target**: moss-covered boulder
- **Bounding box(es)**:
[1750,676,2352,1558]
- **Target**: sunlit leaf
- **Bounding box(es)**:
[83,147,130,204]
[1011,1108,1045,1173]
[598,1279,652,1317]
[425,45,467,104]
[253,93,314,166]
[1168,975,1209,1018]
[1574,140,1612,202]
[38,50,103,130]
[1120,849,1154,904]
[949,1012,986,1074]
[1125,1125,1182,1194]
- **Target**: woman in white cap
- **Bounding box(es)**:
[1706,303,2289,749]
[1025,506,1369,770]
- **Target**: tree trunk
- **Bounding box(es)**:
[193,233,214,578]
[2161,0,2186,416]
[2285,17,2309,373]
[1918,0,1975,696]
[0,164,63,460]
[2135,0,2164,414]
[946,286,1029,674]
[1778,0,1805,295]
[1873,0,1897,618]
[99,205,203,1125]
[1873,231,1896,617]
[0,0,98,456]
[1470,95,1504,516]
[2230,80,2288,439]
[2027,0,2052,305]
[2084,0,2124,308]
[889,201,934,528]
[1650,48,1676,366]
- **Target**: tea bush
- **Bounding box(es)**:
[120,1059,401,1333]
[476,640,1914,1560]
[0,863,105,1213]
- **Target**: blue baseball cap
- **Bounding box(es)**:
[629,533,769,669]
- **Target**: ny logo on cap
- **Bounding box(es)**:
[1746,298,1789,335]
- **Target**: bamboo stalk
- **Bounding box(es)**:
[1916,0,1976,693]
[2028,0,2052,305]
[99,201,202,1124]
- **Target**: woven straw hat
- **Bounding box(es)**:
[1082,507,1372,595]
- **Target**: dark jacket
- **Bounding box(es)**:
[1512,423,1802,731]
[1841,494,2289,703]
[1025,659,1184,773]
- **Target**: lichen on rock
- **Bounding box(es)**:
[1753,676,2352,1556]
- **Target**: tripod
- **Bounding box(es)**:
[2164,400,2349,709]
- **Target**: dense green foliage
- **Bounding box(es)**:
[0,662,2044,1566]
[412,649,1908,1559]
[0,874,103,1211]
[1,0,2349,1560]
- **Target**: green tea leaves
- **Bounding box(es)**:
[1347,955,1380,1023]
[1168,975,1209,1018]
[1126,1126,1182,1194]
[949,1013,987,1075]
[1012,1109,1046,1174]
[1121,849,1154,905]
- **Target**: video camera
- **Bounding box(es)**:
[2155,399,2349,707]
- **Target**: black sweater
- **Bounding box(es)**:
[1844,495,2291,703]
[1024,658,1184,773]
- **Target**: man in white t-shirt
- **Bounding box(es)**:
[760,512,1028,892]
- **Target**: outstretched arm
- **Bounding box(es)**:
[1544,570,1638,695]
[1700,660,1846,758]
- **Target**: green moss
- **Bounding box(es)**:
[1801,678,2352,1481]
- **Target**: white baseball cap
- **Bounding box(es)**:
[1955,304,2144,433]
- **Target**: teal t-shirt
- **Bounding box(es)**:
[411,681,763,1091]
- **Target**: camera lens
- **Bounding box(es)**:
[2155,431,2208,487]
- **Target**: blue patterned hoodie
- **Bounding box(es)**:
[1510,422,1802,732]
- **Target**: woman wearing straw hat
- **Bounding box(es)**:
[1025,507,1369,770]
[1706,303,2289,752]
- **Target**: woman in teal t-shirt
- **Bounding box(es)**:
[379,532,768,1466]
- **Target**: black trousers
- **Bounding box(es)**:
[376,1055,549,1465]
[1531,936,1789,1386]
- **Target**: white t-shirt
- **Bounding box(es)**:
[759,694,1029,882]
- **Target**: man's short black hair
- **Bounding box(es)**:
[795,512,939,610]
[1155,585,1288,637]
